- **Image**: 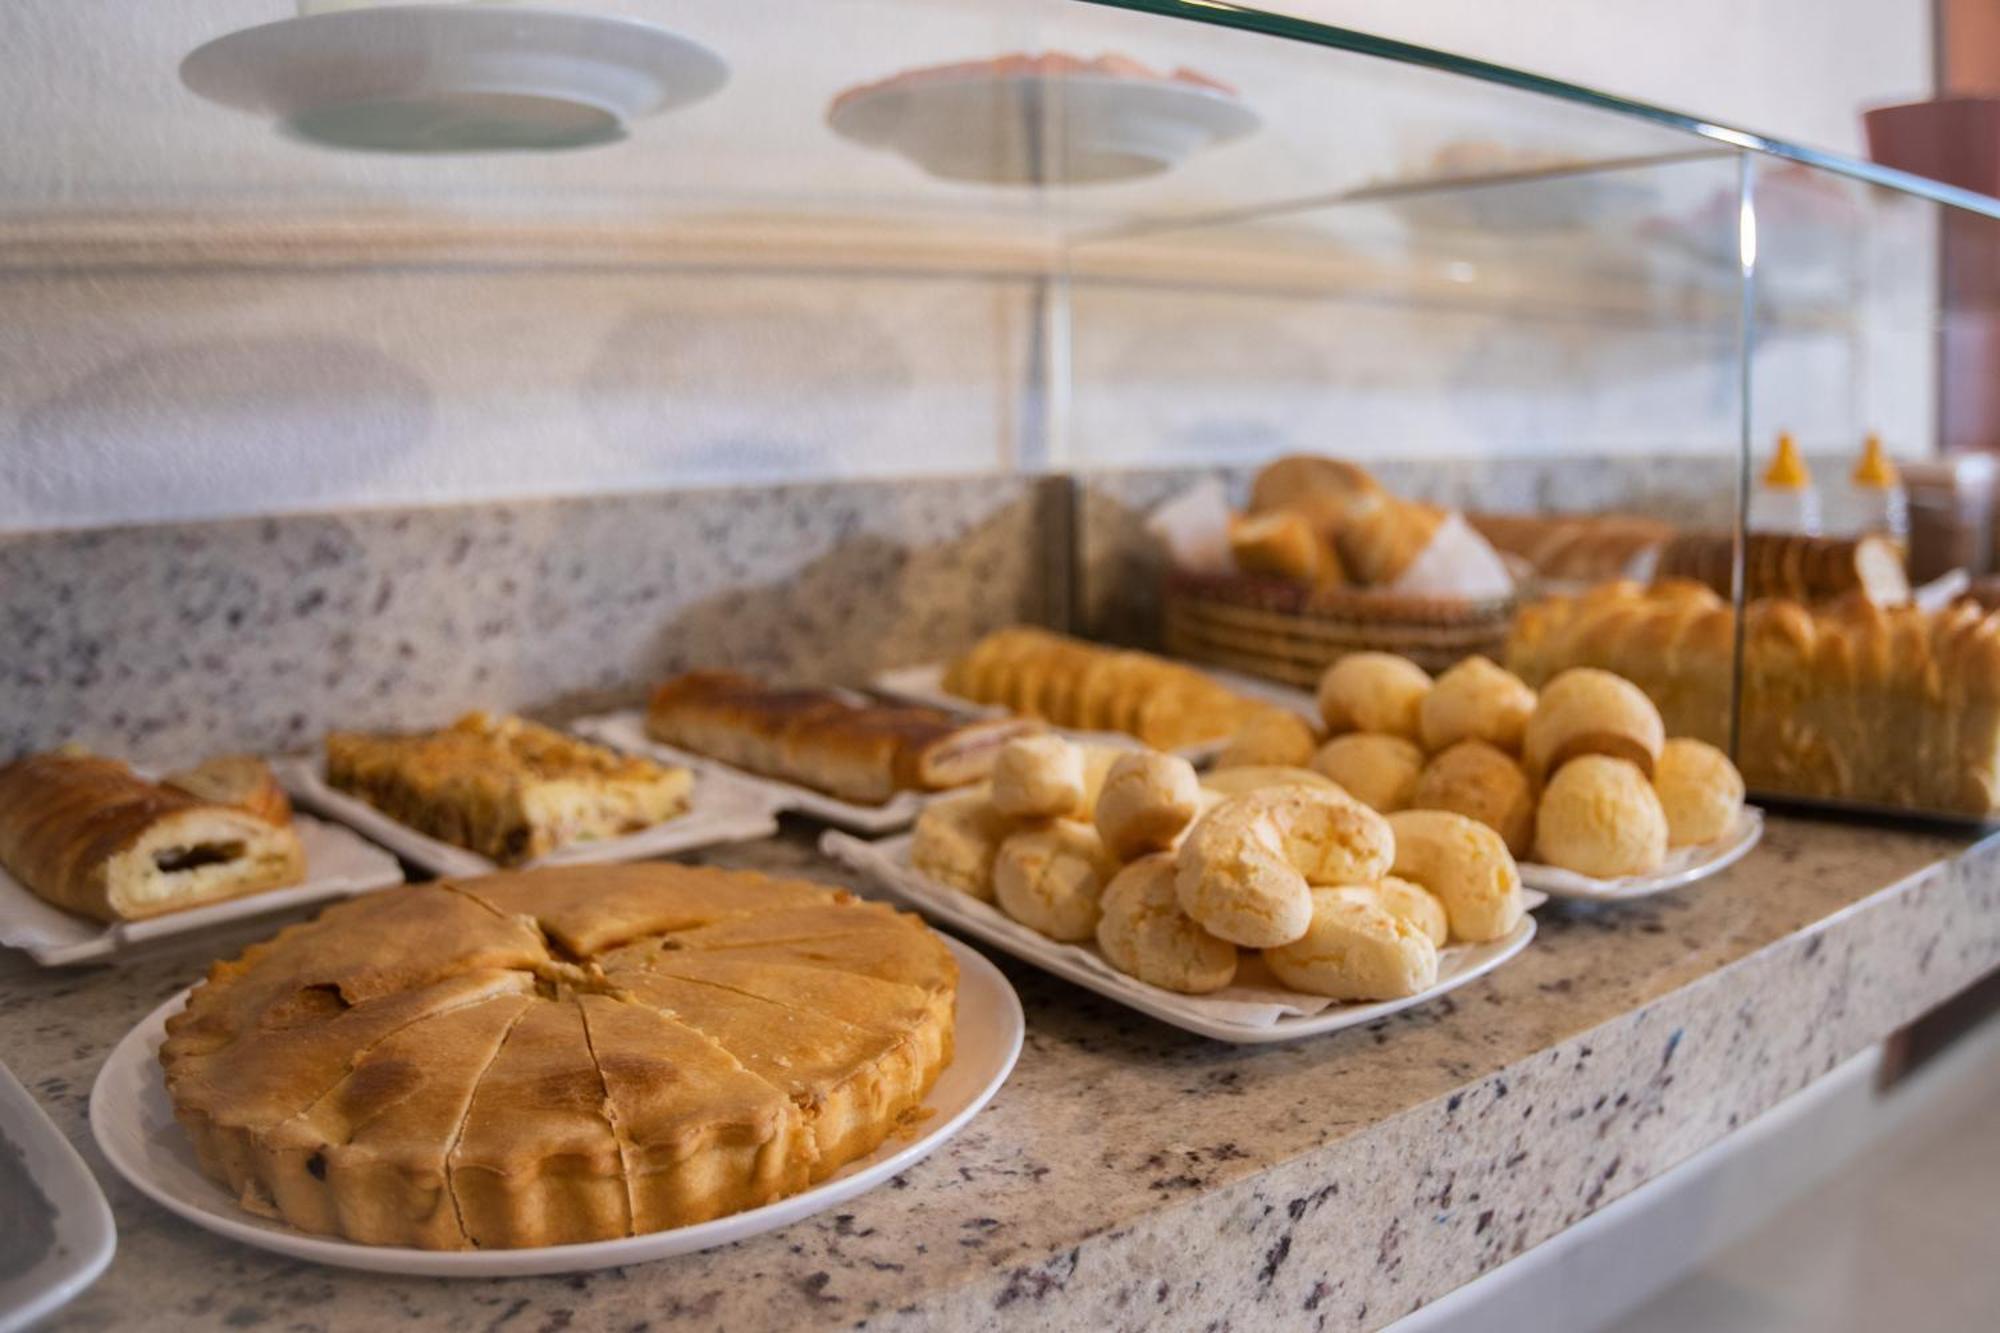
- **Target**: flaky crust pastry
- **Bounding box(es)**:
[159,864,956,1250]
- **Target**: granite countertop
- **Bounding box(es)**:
[7,813,1997,1332]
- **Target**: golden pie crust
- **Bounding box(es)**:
[159,863,957,1249]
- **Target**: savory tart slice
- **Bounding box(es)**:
[324,711,692,865]
[641,954,949,1055]
[577,996,811,1230]
[678,928,959,1000]
[448,1000,631,1249]
[258,993,534,1247]
[608,969,935,1175]
[452,863,844,957]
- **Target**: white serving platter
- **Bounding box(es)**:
[1519,807,1764,902]
[828,69,1259,186]
[89,937,1020,1277]
[182,5,728,154]
[0,1059,116,1333]
[0,813,404,969]
[870,660,1317,765]
[570,711,933,836]
[275,755,782,879]
[822,831,1541,1045]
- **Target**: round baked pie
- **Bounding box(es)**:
[159,863,957,1250]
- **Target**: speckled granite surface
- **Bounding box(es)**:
[6,814,1995,1332]
[0,476,1055,764]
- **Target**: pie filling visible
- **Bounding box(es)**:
[160,863,958,1250]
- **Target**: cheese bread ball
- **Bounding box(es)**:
[1534,755,1669,879]
[1310,734,1424,814]
[910,788,1012,900]
[1264,886,1440,1000]
[1095,855,1238,994]
[1522,668,1665,782]
[1652,738,1745,848]
[1315,653,1432,741]
[1411,740,1536,858]
[990,735,1087,820]
[1386,809,1525,944]
[1216,707,1320,770]
[1420,655,1537,755]
[993,821,1118,941]
[1094,751,1202,861]
[1326,877,1448,948]
[1175,786,1393,948]
[1200,766,1345,799]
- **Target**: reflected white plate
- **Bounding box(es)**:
[0,1061,115,1333]
[871,661,1316,765]
[572,711,933,835]
[276,756,782,878]
[1520,807,1764,901]
[88,938,1020,1277]
[824,831,1541,1046]
[183,5,727,153]
[0,813,404,969]
[829,70,1258,186]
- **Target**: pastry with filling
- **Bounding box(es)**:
[324,711,691,865]
[0,751,306,924]
[160,863,957,1249]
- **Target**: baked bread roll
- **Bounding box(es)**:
[1338,499,1445,587]
[1533,755,1668,878]
[1228,512,1345,587]
[1348,877,1448,947]
[993,822,1117,941]
[1247,455,1387,545]
[1200,766,1345,798]
[910,789,1013,899]
[1521,667,1665,781]
[1651,739,1744,847]
[1094,855,1238,994]
[160,755,293,826]
[1317,653,1432,740]
[0,753,307,924]
[990,735,1086,820]
[1264,886,1440,1000]
[1174,786,1393,948]
[1420,656,1537,755]
[1309,734,1424,813]
[1093,751,1201,861]
[1216,707,1320,770]
[1411,740,1535,858]
[1385,809,1524,943]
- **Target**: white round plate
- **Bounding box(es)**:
[182,5,727,153]
[829,71,1258,185]
[89,938,1020,1277]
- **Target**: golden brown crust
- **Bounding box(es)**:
[0,752,305,923]
[159,866,957,1250]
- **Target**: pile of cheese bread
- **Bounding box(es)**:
[1213,649,1747,881]
[912,733,1526,1000]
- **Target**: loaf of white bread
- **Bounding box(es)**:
[1505,580,2000,814]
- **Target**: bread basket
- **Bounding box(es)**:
[1161,570,1516,685]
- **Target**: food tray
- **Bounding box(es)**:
[0,813,404,968]
[276,756,781,879]
[822,830,1540,1045]
[1519,808,1764,901]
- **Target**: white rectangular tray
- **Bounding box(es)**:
[570,710,936,835]
[1519,808,1764,902]
[822,830,1540,1045]
[276,754,781,879]
[0,1058,115,1330]
[0,813,405,968]
[870,661,1318,764]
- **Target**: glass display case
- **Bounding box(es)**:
[6,0,2000,826]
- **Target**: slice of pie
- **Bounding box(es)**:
[159,863,959,1250]
[324,711,693,865]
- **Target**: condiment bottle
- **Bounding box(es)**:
[1834,432,1909,543]
[1748,431,1821,535]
